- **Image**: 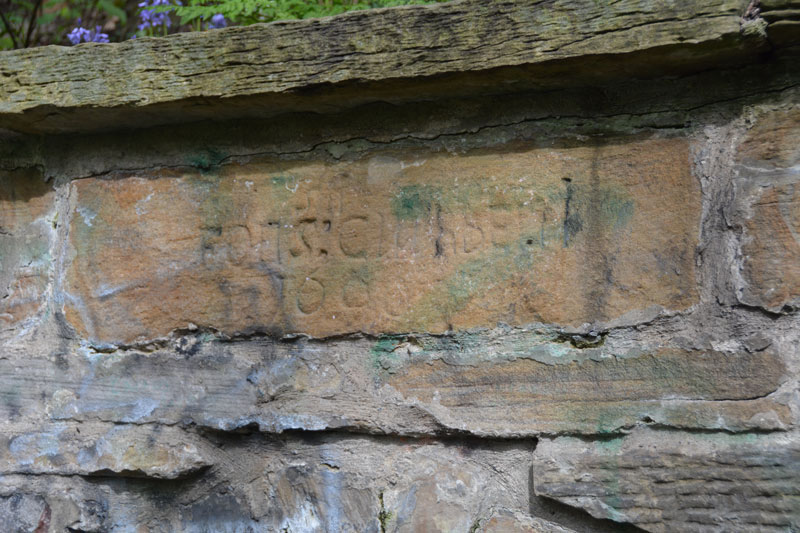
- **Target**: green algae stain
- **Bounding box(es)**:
[324,259,377,287]
[596,435,626,518]
[19,238,51,269]
[399,232,546,331]
[391,182,568,220]
[369,327,599,371]
[72,192,111,251]
[594,190,634,231]
[370,334,407,372]
[187,148,226,171]
[391,185,441,220]
[268,174,297,189]
[597,435,625,452]
[191,173,236,236]
[369,334,439,374]
[390,180,636,330]
[559,181,635,246]
[574,184,635,232]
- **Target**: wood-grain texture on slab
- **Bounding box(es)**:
[0,336,787,437]
[387,349,788,434]
[0,0,765,133]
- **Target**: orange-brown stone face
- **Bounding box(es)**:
[738,109,800,169]
[741,185,800,310]
[737,109,800,311]
[64,136,699,343]
[0,171,54,329]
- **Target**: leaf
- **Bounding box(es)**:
[98,0,128,23]
[36,12,58,25]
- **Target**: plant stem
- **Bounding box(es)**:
[23,0,43,47]
[0,10,20,48]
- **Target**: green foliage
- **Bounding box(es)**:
[0,0,447,50]
[163,0,448,27]
[0,0,130,49]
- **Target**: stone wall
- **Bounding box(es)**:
[0,1,799,531]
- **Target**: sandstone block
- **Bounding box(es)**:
[385,346,789,434]
[0,0,797,531]
[0,0,756,134]
[478,509,577,533]
[178,435,531,532]
[64,136,699,343]
[0,432,534,532]
[533,429,800,532]
[0,493,49,533]
[0,333,787,438]
[735,107,800,312]
[0,171,54,331]
[0,423,211,479]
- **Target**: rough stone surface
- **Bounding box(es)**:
[64,137,699,343]
[477,509,578,533]
[735,106,800,312]
[0,0,769,133]
[386,346,789,434]
[1,1,800,531]
[0,333,788,439]
[533,429,800,532]
[0,171,54,331]
[0,432,534,532]
[0,423,211,479]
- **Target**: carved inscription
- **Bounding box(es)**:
[65,138,699,343]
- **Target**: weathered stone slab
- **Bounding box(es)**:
[761,0,800,46]
[478,509,577,533]
[0,0,797,531]
[0,432,533,532]
[64,136,699,343]
[0,493,50,533]
[735,107,800,312]
[533,429,800,533]
[0,332,788,437]
[0,422,210,479]
[0,171,54,331]
[0,0,765,134]
[388,348,783,403]
[386,346,789,434]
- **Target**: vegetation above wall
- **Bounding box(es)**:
[0,0,448,50]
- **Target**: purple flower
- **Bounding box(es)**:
[208,13,226,29]
[67,27,90,45]
[67,26,109,45]
[137,0,177,31]
[92,26,110,43]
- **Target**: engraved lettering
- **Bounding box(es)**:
[297,278,325,314]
